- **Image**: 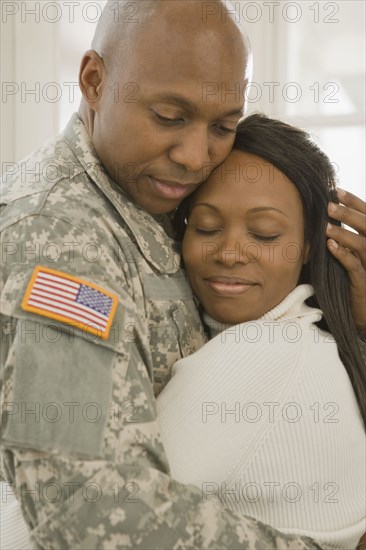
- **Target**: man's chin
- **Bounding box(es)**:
[136,198,181,216]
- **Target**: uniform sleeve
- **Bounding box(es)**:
[0,216,326,550]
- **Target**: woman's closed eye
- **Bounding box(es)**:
[191,228,281,239]
[249,233,281,242]
[194,227,221,235]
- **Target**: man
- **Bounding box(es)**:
[1,1,365,548]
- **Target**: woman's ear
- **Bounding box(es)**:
[303,241,311,265]
[79,50,105,111]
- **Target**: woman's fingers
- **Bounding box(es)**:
[327,188,366,335]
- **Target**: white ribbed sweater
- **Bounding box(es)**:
[157,285,366,549]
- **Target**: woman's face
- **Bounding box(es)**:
[182,150,310,324]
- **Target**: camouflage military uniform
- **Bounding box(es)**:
[0,114,326,549]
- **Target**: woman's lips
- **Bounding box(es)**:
[205,277,258,296]
[148,176,197,200]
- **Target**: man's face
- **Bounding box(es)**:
[182,150,309,325]
[90,6,248,214]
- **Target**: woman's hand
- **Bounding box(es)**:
[326,189,366,336]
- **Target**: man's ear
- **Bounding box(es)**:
[79,50,105,111]
[303,241,311,264]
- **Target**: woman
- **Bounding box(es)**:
[157,114,366,549]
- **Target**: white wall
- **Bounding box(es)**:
[243,0,365,198]
[1,0,103,163]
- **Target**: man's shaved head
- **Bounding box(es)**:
[91,0,251,76]
[79,0,252,214]
[91,0,157,69]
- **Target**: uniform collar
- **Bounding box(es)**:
[63,113,180,274]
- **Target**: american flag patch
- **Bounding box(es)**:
[21,266,119,340]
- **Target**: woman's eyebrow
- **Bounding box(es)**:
[191,204,289,218]
[248,206,289,218]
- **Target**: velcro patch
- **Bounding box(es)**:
[21,266,119,340]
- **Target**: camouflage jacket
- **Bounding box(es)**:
[0,114,326,549]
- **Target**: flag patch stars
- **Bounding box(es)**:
[21,266,119,340]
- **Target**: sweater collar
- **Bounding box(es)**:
[203,284,322,338]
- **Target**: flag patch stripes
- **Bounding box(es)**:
[21,266,119,340]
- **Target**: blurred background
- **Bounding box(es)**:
[1,0,365,198]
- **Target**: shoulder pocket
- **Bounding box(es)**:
[1,271,130,459]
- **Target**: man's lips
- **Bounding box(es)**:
[204,276,258,296]
[148,176,199,200]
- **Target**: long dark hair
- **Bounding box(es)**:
[175,113,366,429]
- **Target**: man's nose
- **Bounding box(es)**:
[169,126,210,173]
